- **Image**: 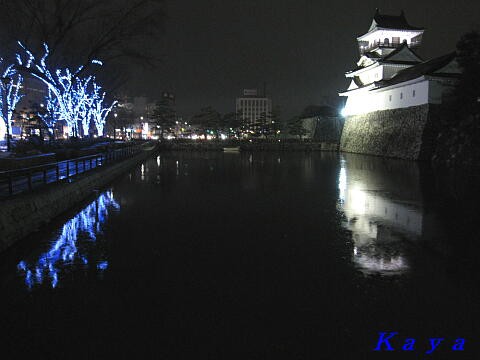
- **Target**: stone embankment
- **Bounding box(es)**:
[340,105,441,160]
[0,143,156,253]
[433,111,480,170]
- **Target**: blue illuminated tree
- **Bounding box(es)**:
[16,42,103,137]
[39,88,61,138]
[74,76,94,137]
[17,42,90,136]
[88,83,117,137]
[0,60,23,150]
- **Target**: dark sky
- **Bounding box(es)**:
[132,0,480,119]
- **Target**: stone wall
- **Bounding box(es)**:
[340,105,440,160]
[0,146,156,253]
[302,116,344,143]
[433,110,480,170]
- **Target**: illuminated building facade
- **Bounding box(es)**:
[236,89,272,129]
[339,9,460,116]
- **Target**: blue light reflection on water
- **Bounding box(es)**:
[17,191,120,289]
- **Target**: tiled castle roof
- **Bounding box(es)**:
[374,52,459,89]
[369,9,424,31]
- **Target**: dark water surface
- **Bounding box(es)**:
[0,151,479,359]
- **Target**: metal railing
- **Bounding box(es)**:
[359,40,421,54]
[0,143,145,198]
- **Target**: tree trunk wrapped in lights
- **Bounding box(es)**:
[0,61,23,150]
[17,42,116,138]
[88,83,117,137]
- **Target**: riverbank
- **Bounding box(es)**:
[0,138,141,170]
[0,142,157,253]
[159,140,338,152]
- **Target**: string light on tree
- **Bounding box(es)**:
[16,42,114,138]
[0,60,23,150]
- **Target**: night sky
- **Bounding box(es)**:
[132,0,480,119]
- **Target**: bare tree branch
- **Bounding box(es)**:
[0,0,166,91]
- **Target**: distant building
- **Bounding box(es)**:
[236,89,272,129]
[151,91,177,139]
[9,78,48,139]
[115,94,176,139]
[339,9,460,116]
[19,77,46,107]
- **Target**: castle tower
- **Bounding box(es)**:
[338,9,461,159]
[357,9,424,55]
[341,9,424,104]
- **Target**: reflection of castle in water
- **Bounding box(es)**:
[17,191,120,289]
[338,154,425,276]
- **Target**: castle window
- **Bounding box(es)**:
[389,95,392,102]
[413,90,416,97]
[392,37,400,45]
[400,92,403,99]
[384,38,389,46]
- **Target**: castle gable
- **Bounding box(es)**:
[375,52,459,89]
[382,44,422,63]
[433,58,461,74]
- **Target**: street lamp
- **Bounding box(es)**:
[113,113,118,140]
[21,113,27,139]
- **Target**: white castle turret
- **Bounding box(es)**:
[340,9,459,116]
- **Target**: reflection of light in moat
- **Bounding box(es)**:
[353,246,408,275]
[338,161,346,203]
[354,254,408,274]
[337,159,417,276]
[17,191,120,289]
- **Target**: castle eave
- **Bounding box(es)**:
[339,83,376,96]
[357,28,424,41]
[371,76,426,92]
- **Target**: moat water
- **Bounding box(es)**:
[0,151,478,358]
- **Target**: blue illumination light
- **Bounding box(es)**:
[17,42,115,137]
[97,261,108,270]
[16,191,119,290]
[25,270,33,289]
[39,88,61,135]
[89,83,117,136]
[17,261,27,271]
[0,60,23,140]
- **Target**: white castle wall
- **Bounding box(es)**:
[343,79,431,116]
